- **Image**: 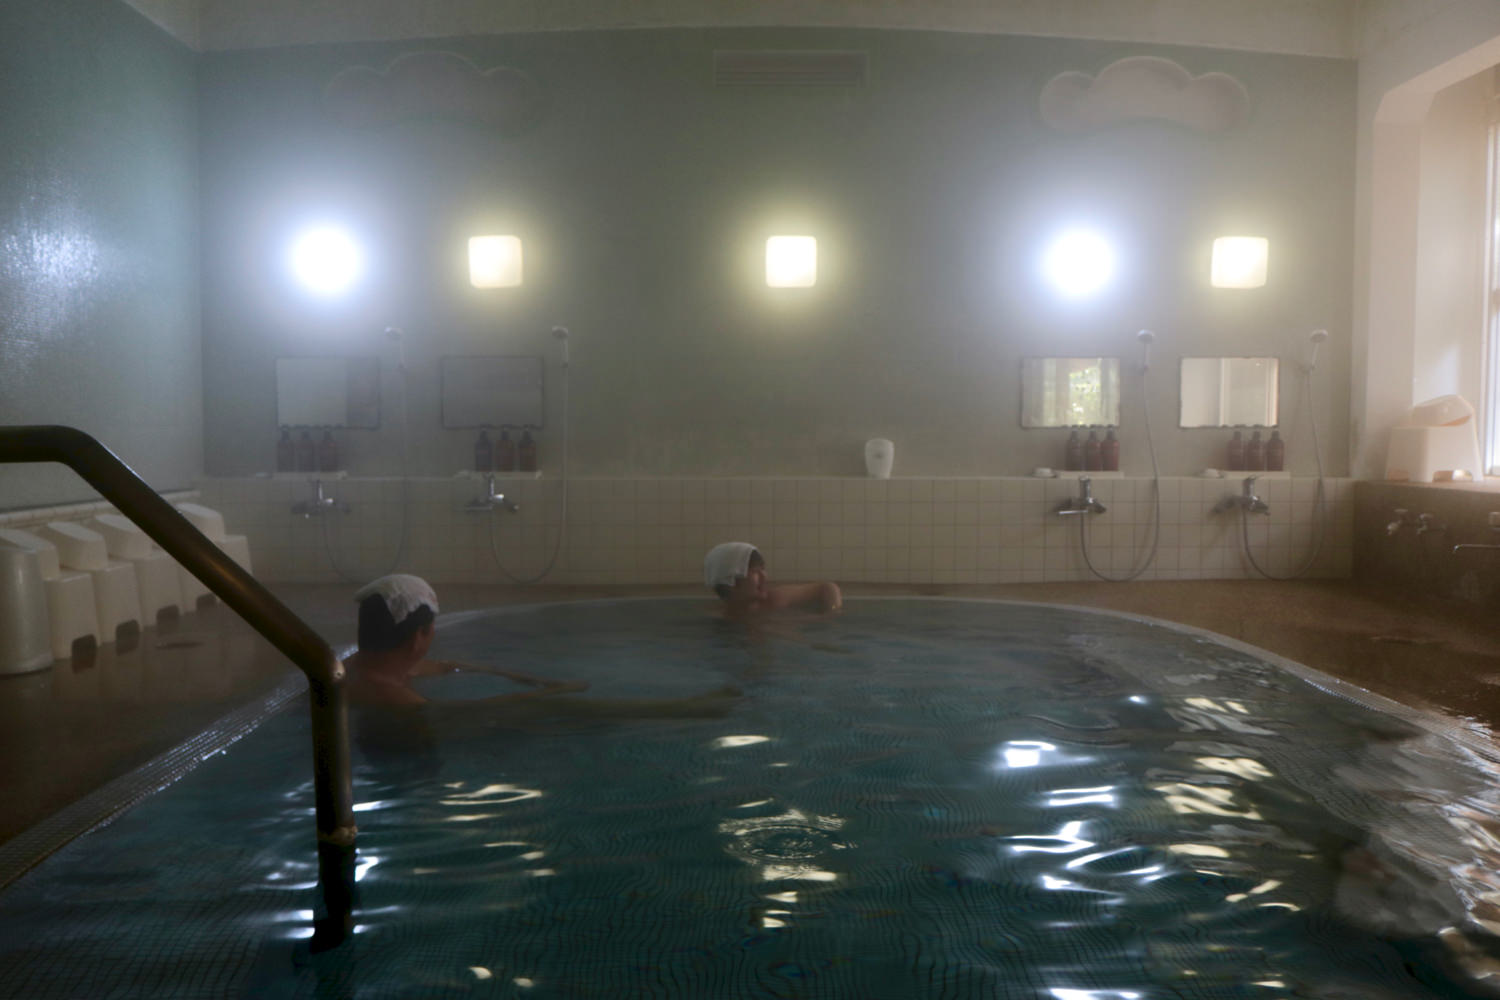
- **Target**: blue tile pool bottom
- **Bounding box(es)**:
[2,598,1499,998]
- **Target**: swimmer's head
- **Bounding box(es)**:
[704,543,766,603]
[355,574,438,652]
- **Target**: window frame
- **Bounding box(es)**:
[1483,97,1500,475]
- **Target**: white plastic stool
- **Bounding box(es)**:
[1385,394,1487,483]
[220,534,253,574]
[93,514,183,622]
[38,521,142,643]
[174,503,228,608]
[175,502,227,541]
[0,528,99,661]
[0,543,53,674]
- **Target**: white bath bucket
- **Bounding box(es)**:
[865,438,894,479]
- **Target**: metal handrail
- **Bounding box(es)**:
[0,425,355,946]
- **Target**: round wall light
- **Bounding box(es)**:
[1041,228,1115,298]
[288,226,363,296]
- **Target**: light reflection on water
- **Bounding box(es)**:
[3,599,1500,997]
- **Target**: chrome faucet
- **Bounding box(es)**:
[291,479,349,518]
[1416,512,1446,536]
[1056,475,1106,516]
[1386,508,1419,536]
[464,474,520,514]
[1213,475,1269,515]
[1452,515,1500,555]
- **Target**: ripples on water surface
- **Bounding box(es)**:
[3,599,1500,998]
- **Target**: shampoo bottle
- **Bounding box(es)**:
[518,427,537,472]
[296,430,316,472]
[495,428,516,472]
[1064,430,1082,471]
[1102,428,1120,472]
[1084,429,1102,471]
[1227,430,1244,471]
[474,430,493,472]
[1266,429,1285,472]
[1246,430,1264,471]
[276,427,294,472]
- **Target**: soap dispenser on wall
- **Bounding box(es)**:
[1246,429,1264,471]
[495,427,516,472]
[1064,429,1082,472]
[1266,429,1285,471]
[1084,428,1102,471]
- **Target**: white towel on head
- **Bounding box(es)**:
[354,574,439,624]
[704,542,757,589]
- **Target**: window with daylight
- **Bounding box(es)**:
[1485,101,1500,474]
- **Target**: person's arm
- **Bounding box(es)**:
[766,580,842,613]
[414,658,590,698]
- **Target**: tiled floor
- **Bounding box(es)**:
[3,579,1498,847]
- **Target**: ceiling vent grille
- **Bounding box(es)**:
[713,50,867,87]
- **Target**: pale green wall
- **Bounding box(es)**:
[199,30,1355,479]
[1413,71,1488,409]
[0,0,201,509]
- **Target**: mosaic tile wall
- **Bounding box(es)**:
[193,475,1354,586]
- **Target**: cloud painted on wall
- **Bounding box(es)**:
[323,51,542,133]
[1039,56,1249,132]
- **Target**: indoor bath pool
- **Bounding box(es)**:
[3,598,1500,998]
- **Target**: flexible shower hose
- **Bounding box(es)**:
[1077,367,1162,582]
[487,356,568,584]
[1238,370,1328,580]
[319,362,412,584]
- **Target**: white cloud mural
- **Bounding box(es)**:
[323,51,542,133]
[1039,56,1249,132]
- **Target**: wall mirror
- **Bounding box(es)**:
[440,355,545,428]
[1179,357,1279,427]
[1020,357,1121,428]
[275,357,381,428]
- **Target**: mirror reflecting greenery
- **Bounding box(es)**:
[1020,357,1121,428]
[275,357,380,428]
[1179,357,1279,427]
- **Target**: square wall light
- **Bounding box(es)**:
[766,236,817,288]
[469,235,523,288]
[1210,236,1268,289]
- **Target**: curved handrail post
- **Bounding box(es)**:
[0,425,355,945]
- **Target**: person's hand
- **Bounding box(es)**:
[821,581,843,613]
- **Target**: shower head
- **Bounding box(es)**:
[1307,328,1328,372]
[1136,329,1155,373]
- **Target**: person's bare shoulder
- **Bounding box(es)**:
[766,581,842,613]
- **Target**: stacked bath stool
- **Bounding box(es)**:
[0,495,252,675]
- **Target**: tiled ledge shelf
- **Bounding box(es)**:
[0,490,199,530]
[195,476,1354,586]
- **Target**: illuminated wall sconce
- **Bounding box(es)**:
[1210,236,1268,288]
[1041,228,1115,298]
[469,235,523,288]
[289,226,364,296]
[766,236,817,288]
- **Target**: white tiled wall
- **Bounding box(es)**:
[193,475,1354,586]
